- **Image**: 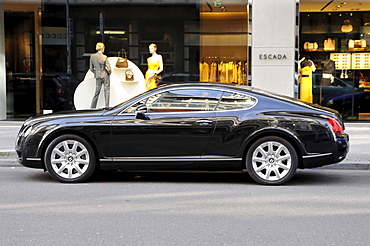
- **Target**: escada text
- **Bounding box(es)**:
[259,54,287,60]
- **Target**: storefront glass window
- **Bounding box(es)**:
[300,11,370,120]
[4,0,249,119]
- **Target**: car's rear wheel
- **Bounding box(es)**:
[44,134,96,183]
[246,136,298,185]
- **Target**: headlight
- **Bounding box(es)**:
[16,125,32,147]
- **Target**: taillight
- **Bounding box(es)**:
[327,118,344,135]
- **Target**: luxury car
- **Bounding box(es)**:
[311,72,361,105]
[325,90,370,119]
[16,83,349,185]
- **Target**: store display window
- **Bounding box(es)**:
[301,11,370,120]
[3,0,249,119]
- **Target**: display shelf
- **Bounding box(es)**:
[114,66,133,70]
[352,53,370,69]
[120,80,139,83]
[330,53,351,69]
[302,33,370,71]
[301,32,369,53]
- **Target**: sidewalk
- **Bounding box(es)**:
[0,120,23,166]
[0,120,369,169]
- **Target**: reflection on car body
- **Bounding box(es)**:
[9,73,80,115]
[325,90,370,119]
[158,72,251,86]
[16,83,349,185]
[312,72,361,105]
[157,72,200,86]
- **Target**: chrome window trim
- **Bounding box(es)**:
[118,86,258,116]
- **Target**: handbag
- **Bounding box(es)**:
[125,70,134,81]
[116,49,128,68]
[303,42,318,51]
[323,38,335,51]
[348,39,366,49]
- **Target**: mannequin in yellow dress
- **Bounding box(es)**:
[145,43,163,90]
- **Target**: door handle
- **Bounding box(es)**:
[196,120,213,125]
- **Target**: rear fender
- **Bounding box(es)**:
[240,127,305,168]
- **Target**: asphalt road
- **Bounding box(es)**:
[1,167,370,245]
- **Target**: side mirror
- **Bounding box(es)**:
[135,105,149,120]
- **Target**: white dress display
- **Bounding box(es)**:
[74,57,146,110]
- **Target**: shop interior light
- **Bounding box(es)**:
[341,19,353,33]
[96,30,126,35]
[331,2,347,11]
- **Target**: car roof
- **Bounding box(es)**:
[156,82,298,102]
[157,81,253,91]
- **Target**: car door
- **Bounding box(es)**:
[205,91,258,158]
[109,88,222,163]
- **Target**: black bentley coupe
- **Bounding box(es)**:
[16,83,349,185]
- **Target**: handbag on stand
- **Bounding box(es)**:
[125,70,134,81]
[116,49,129,68]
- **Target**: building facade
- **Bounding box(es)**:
[1,0,370,120]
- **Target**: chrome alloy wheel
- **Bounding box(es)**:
[50,139,90,180]
[251,141,292,182]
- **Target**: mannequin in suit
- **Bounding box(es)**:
[90,42,111,108]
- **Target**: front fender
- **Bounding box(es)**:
[35,124,109,160]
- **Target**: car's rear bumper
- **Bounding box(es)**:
[301,133,349,168]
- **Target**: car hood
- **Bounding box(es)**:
[23,109,109,127]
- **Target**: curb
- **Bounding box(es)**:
[0,151,17,158]
[318,162,370,170]
[0,151,20,167]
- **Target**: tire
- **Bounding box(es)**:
[44,134,96,183]
[246,136,298,185]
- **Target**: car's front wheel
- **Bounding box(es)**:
[246,136,298,185]
[44,134,96,183]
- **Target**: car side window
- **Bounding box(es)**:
[333,78,346,87]
[147,89,222,112]
[216,92,257,110]
[123,98,148,113]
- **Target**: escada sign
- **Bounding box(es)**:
[259,54,287,60]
